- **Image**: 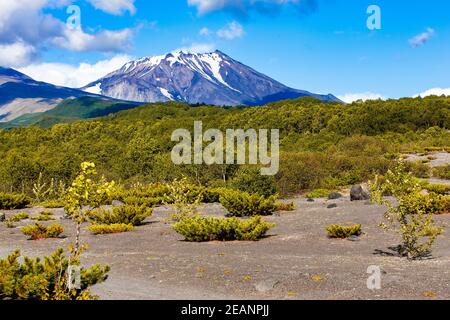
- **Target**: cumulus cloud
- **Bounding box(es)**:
[87,0,136,16]
[18,55,133,88]
[0,0,134,67]
[188,0,318,17]
[409,28,435,48]
[337,92,385,103]
[177,42,216,53]
[414,88,450,98]
[0,42,37,67]
[217,21,244,40]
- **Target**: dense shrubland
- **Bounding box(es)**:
[0,97,447,197]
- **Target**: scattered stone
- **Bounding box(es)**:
[255,279,279,293]
[306,198,315,202]
[328,192,342,200]
[112,200,125,207]
[347,235,360,242]
[350,185,370,201]
[327,204,338,209]
[0,213,5,222]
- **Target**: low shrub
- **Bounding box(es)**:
[219,190,277,217]
[88,223,133,235]
[0,193,31,210]
[229,167,278,198]
[305,189,331,199]
[326,224,362,239]
[122,196,165,207]
[275,202,295,211]
[10,212,29,222]
[30,214,56,221]
[88,204,152,226]
[21,223,64,240]
[0,248,109,300]
[39,199,65,208]
[423,183,450,195]
[173,216,274,242]
[432,165,450,179]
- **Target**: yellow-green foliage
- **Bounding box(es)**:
[88,223,133,235]
[0,193,31,210]
[0,248,109,300]
[173,216,274,242]
[275,202,295,211]
[219,189,277,217]
[432,165,450,179]
[10,212,29,222]
[371,161,444,259]
[39,199,65,208]
[423,183,450,195]
[306,189,332,199]
[88,205,152,226]
[326,224,362,238]
[30,214,56,221]
[21,223,64,240]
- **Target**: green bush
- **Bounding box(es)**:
[88,204,152,226]
[173,216,274,242]
[10,212,29,222]
[0,193,31,210]
[30,213,56,221]
[275,202,295,211]
[122,196,165,207]
[432,165,450,179]
[88,223,134,235]
[0,248,109,300]
[306,189,331,199]
[219,190,277,217]
[21,223,64,240]
[229,167,278,198]
[39,199,65,208]
[423,183,450,195]
[326,224,362,239]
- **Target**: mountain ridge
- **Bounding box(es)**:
[83,50,341,106]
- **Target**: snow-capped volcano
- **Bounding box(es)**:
[82,50,340,106]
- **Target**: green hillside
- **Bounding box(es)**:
[0,96,448,196]
[0,97,142,128]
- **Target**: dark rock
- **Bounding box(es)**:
[328,192,342,200]
[0,213,5,222]
[306,198,315,202]
[327,204,338,209]
[350,185,370,201]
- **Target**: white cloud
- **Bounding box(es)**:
[18,55,133,88]
[409,28,435,48]
[188,0,317,16]
[199,27,211,36]
[87,0,136,16]
[217,21,244,40]
[177,42,216,53]
[338,92,385,103]
[53,27,134,52]
[0,0,135,67]
[0,42,36,67]
[414,88,450,98]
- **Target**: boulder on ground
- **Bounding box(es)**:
[350,185,370,201]
[0,213,5,222]
[328,192,342,200]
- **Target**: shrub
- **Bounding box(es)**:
[423,183,450,195]
[173,216,274,242]
[275,202,295,211]
[371,161,444,259]
[30,214,56,221]
[0,248,109,300]
[219,190,277,217]
[10,212,29,222]
[122,196,165,207]
[305,189,331,199]
[88,205,152,226]
[39,199,65,208]
[326,224,362,239]
[0,193,31,210]
[432,165,450,179]
[88,223,133,235]
[229,167,278,198]
[21,223,64,240]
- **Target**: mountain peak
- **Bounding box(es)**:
[82,50,341,106]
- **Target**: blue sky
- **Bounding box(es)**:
[1,0,449,101]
